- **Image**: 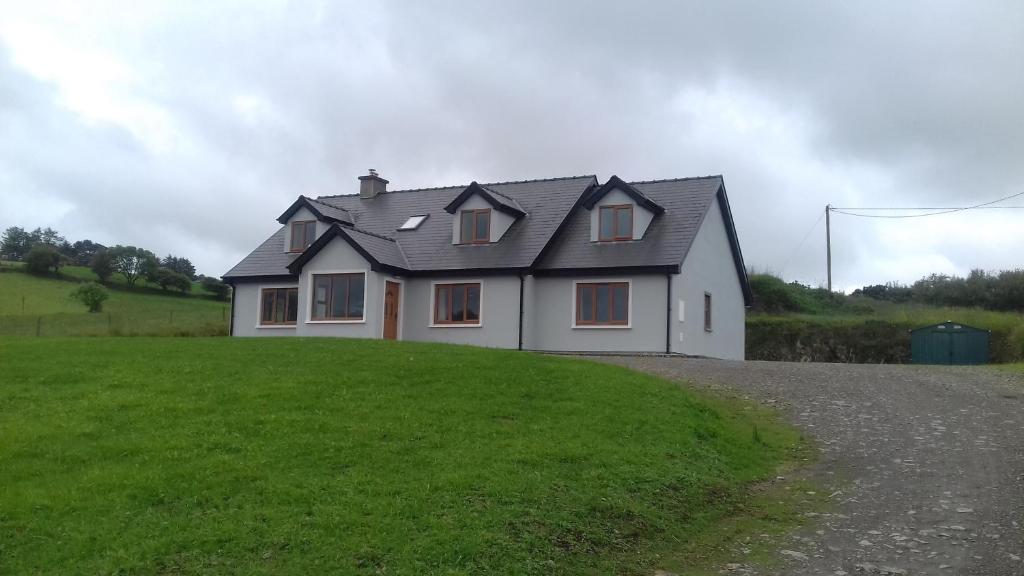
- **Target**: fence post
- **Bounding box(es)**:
[36,316,41,337]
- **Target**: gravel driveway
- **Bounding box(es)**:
[592,357,1024,576]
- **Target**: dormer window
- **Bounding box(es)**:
[598,205,633,241]
[290,220,317,252]
[459,209,490,244]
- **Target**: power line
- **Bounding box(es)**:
[830,206,1024,210]
[779,209,825,274]
[831,190,1024,219]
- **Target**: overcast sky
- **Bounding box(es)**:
[1,1,1022,289]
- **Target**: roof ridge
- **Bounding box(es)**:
[316,174,598,199]
[628,174,723,185]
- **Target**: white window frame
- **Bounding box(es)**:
[305,269,369,324]
[570,278,633,329]
[429,279,484,328]
[256,284,299,329]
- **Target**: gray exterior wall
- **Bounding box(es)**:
[400,275,521,348]
[587,188,656,241]
[524,274,669,353]
[297,239,384,338]
[232,238,387,338]
[671,196,746,360]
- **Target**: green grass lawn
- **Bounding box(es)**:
[0,265,228,336]
[0,338,808,575]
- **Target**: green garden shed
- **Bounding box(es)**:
[910,321,990,365]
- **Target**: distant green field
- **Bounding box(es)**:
[0,338,811,575]
[0,264,228,336]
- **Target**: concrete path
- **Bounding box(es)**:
[592,357,1024,576]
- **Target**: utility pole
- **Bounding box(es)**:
[825,204,832,292]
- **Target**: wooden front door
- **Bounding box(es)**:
[383,281,400,340]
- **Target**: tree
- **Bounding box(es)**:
[90,249,115,282]
[108,245,158,288]
[151,267,192,293]
[69,282,109,313]
[24,244,63,275]
[161,255,196,280]
[1,226,34,261]
[31,227,65,247]
[201,276,231,301]
[68,240,106,266]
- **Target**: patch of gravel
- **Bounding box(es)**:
[590,357,1024,576]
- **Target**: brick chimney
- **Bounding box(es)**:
[358,169,388,199]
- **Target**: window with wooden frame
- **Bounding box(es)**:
[704,292,713,332]
[289,220,317,252]
[260,287,298,325]
[434,283,481,324]
[598,205,633,241]
[311,273,365,321]
[576,282,629,326]
[459,209,491,244]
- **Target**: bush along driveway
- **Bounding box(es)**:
[595,357,1024,576]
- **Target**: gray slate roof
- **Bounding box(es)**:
[223,174,745,294]
[223,227,299,278]
[537,176,724,270]
[314,175,597,272]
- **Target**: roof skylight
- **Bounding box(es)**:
[398,214,428,230]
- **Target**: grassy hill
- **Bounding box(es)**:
[0,338,811,575]
[746,274,1024,363]
[0,262,228,336]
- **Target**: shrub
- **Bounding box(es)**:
[69,282,110,313]
[24,244,63,275]
[201,277,231,301]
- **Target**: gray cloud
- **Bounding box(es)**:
[1,1,1021,288]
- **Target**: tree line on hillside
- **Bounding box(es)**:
[750,268,1024,314]
[1,226,230,301]
[853,269,1024,311]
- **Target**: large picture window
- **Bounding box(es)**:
[598,205,633,241]
[290,220,317,252]
[459,209,490,244]
[576,282,629,326]
[434,283,481,324]
[260,287,298,325]
[311,273,365,321]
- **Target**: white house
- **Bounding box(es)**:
[223,171,751,359]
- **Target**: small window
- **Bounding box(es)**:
[598,205,633,241]
[398,215,428,231]
[704,292,712,332]
[459,209,490,244]
[434,283,481,324]
[290,220,317,251]
[311,273,365,321]
[576,282,629,326]
[260,287,298,325]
